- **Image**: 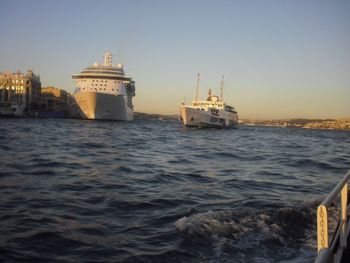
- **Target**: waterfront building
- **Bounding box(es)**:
[41,87,70,112]
[0,70,41,116]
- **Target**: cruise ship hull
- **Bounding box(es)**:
[74,91,133,121]
[179,105,238,128]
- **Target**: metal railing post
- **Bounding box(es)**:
[340,183,348,248]
[317,205,329,252]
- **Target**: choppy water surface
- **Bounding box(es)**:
[1,118,349,262]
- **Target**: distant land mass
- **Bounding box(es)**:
[240,118,350,130]
[134,112,178,120]
[135,113,350,130]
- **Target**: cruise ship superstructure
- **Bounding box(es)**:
[179,74,238,128]
[72,52,135,120]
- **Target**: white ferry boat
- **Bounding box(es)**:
[72,52,135,120]
[179,74,238,128]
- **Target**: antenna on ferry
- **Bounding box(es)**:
[195,72,200,104]
[220,75,224,101]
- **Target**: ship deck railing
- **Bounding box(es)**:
[315,169,350,263]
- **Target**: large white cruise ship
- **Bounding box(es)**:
[72,52,135,120]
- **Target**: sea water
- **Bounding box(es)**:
[0,118,349,262]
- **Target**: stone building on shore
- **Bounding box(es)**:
[41,87,70,111]
[0,70,41,116]
[40,86,71,117]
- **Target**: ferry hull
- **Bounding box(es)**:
[74,91,133,121]
[179,105,238,128]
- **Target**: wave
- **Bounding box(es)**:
[292,158,342,171]
[1,230,88,262]
[174,201,323,262]
[193,151,264,162]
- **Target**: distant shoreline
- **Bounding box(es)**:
[135,113,350,130]
[2,112,350,131]
[239,118,350,130]
[134,112,178,120]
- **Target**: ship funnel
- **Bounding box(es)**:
[104,52,113,66]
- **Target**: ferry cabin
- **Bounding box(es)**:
[192,99,237,115]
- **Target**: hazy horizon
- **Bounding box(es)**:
[134,111,350,121]
[1,0,349,119]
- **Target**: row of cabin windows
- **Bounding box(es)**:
[195,103,223,108]
[92,80,108,82]
[81,87,119,92]
[91,84,108,87]
[80,79,122,83]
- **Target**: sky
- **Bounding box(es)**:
[0,0,349,119]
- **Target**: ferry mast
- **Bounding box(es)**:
[195,73,200,104]
[220,75,224,101]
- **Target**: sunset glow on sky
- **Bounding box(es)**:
[1,0,349,118]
